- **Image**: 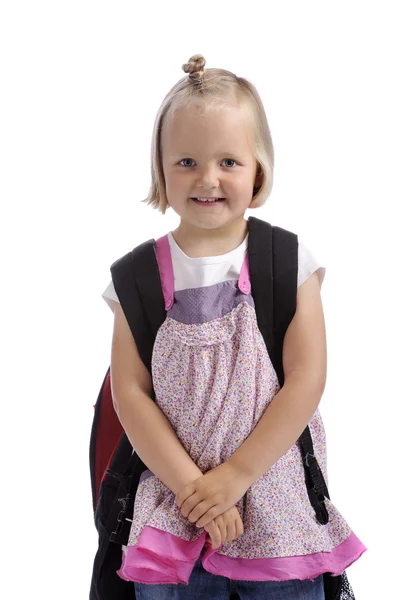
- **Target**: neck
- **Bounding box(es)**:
[172,218,248,258]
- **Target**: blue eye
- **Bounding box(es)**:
[179,158,196,167]
[222,159,237,167]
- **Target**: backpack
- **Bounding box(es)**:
[89,216,355,600]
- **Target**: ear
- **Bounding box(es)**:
[253,164,263,196]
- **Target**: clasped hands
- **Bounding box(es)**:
[175,462,251,529]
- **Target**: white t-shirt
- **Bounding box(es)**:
[102,231,325,312]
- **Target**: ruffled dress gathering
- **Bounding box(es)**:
[101,229,367,585]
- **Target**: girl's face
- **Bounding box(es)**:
[161,103,260,233]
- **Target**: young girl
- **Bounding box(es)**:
[101,54,367,599]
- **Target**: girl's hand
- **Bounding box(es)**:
[204,505,244,550]
[175,462,251,529]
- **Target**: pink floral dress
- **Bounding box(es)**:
[117,234,367,585]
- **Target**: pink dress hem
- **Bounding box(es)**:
[117,526,367,585]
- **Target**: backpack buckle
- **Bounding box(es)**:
[304,452,315,467]
[110,509,132,542]
[303,452,329,525]
[109,494,133,544]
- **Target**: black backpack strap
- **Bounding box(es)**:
[110,238,166,374]
[271,224,298,385]
[298,428,330,522]
[248,216,329,525]
[247,217,274,363]
[247,216,297,384]
[104,239,167,546]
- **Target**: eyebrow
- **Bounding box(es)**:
[169,151,243,158]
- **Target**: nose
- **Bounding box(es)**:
[197,165,220,191]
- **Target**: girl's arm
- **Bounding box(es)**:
[110,302,203,495]
[227,270,327,483]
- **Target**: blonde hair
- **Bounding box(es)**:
[143,54,274,214]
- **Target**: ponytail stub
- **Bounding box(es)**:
[182,54,206,83]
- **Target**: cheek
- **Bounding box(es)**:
[166,171,189,193]
[228,172,255,191]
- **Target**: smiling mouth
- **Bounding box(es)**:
[191,197,226,203]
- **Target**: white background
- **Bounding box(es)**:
[1,1,397,598]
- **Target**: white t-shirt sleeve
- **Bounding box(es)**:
[297,239,326,288]
[101,280,120,312]
[101,239,325,309]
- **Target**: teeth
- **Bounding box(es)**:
[194,197,221,202]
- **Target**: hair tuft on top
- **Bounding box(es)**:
[182,54,206,82]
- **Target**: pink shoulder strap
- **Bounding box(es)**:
[238,253,251,294]
[154,235,174,310]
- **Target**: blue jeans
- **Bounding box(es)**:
[134,548,325,599]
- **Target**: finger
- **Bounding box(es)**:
[188,499,216,524]
[236,516,244,537]
[215,515,227,544]
[195,503,225,528]
[205,520,221,550]
[175,483,194,509]
[180,492,200,518]
[225,517,236,542]
[175,492,183,509]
